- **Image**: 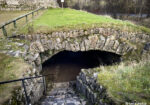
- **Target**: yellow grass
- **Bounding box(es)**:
[0,53,31,104]
[0,10,44,37]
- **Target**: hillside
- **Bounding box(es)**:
[0,53,30,104]
[97,60,150,105]
[20,8,150,34]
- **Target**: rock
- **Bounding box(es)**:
[25,53,39,62]
[38,82,86,105]
[14,50,21,57]
[144,43,150,51]
[0,0,59,10]
[30,41,44,53]
[23,44,29,51]
[76,69,113,105]
[93,73,98,78]
[15,42,24,46]
[7,50,21,57]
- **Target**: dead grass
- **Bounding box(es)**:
[97,59,150,105]
[0,11,30,24]
[0,10,44,37]
[0,53,31,104]
[0,11,30,37]
[137,18,150,28]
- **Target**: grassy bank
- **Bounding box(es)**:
[20,8,150,34]
[0,11,31,24]
[97,61,150,105]
[0,10,44,37]
[0,53,30,104]
[0,10,31,37]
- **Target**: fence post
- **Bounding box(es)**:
[26,15,28,23]
[37,10,39,15]
[22,80,30,105]
[13,20,17,28]
[32,12,34,19]
[42,76,46,95]
[2,26,7,37]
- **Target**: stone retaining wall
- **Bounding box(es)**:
[76,69,115,105]
[0,0,59,10]
[5,79,45,105]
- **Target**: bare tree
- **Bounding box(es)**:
[99,0,107,14]
[78,0,84,10]
[138,0,146,20]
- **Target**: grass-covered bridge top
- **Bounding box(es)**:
[21,8,150,34]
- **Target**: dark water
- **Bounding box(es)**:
[42,50,121,82]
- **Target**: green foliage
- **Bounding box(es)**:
[97,61,150,104]
[20,8,150,34]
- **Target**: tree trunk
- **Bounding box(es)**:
[138,3,143,21]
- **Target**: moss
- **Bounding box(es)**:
[0,38,29,52]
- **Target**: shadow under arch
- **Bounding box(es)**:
[42,50,121,83]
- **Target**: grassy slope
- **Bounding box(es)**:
[97,61,150,105]
[0,11,30,24]
[0,53,30,104]
[21,8,150,34]
[0,10,31,37]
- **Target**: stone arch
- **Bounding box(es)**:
[27,33,133,73]
[8,27,149,104]
[41,50,122,82]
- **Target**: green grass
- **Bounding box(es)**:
[20,8,150,34]
[97,61,150,105]
[0,53,30,104]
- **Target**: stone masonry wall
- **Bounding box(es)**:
[0,0,59,10]
[0,39,45,105]
[1,27,150,104]
[76,69,115,105]
[18,27,150,64]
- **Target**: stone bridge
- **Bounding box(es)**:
[2,27,150,104]
[21,28,149,70]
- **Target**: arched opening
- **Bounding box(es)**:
[42,50,121,83]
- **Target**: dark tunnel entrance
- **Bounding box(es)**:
[42,50,121,83]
